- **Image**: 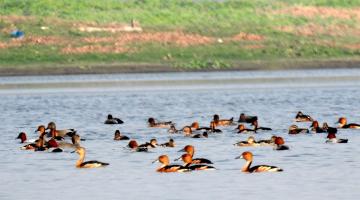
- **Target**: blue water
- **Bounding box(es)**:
[1,69,359,200]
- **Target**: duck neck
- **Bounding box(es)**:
[242,161,252,172]
[76,152,85,168]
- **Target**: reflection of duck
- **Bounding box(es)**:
[337,117,360,129]
[234,136,259,147]
[148,117,173,128]
[179,154,215,171]
[74,147,109,168]
[178,145,212,164]
[288,125,309,134]
[238,113,257,123]
[153,155,189,173]
[326,127,348,143]
[113,130,130,140]
[295,111,313,122]
[235,151,283,173]
[104,114,123,124]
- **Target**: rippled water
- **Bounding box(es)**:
[1,69,360,200]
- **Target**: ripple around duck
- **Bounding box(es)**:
[1,69,360,199]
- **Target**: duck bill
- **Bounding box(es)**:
[151,159,159,164]
[178,148,185,152]
[174,156,182,161]
[235,155,243,159]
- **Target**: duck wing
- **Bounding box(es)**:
[249,165,283,172]
[192,158,213,164]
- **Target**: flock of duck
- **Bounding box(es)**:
[16,112,359,173]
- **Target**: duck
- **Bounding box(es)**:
[113,130,130,140]
[104,114,124,124]
[127,140,148,152]
[211,114,234,126]
[310,121,326,133]
[273,137,289,150]
[325,127,348,143]
[74,147,109,168]
[58,134,81,149]
[16,132,27,143]
[337,117,360,129]
[189,122,212,132]
[148,117,173,128]
[295,111,313,122]
[192,132,208,138]
[182,126,193,136]
[257,135,277,145]
[45,138,63,153]
[209,121,223,133]
[179,154,215,171]
[46,122,76,138]
[288,125,309,134]
[153,155,189,173]
[251,119,272,132]
[139,139,158,148]
[235,124,255,134]
[238,113,258,123]
[159,138,175,147]
[235,151,283,173]
[167,125,179,134]
[178,145,213,164]
[234,136,260,147]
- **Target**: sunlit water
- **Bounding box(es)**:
[1,69,360,200]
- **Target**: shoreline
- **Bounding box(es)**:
[0,58,360,76]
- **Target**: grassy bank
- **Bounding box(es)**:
[0,0,360,73]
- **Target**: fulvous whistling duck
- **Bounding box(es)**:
[16,132,27,143]
[288,125,309,134]
[235,151,283,173]
[104,114,124,124]
[159,138,175,147]
[295,111,313,122]
[238,113,258,123]
[337,117,360,129]
[212,114,234,126]
[178,145,213,164]
[310,121,326,133]
[178,154,215,171]
[46,122,76,137]
[153,155,189,172]
[274,137,289,150]
[127,140,148,152]
[234,136,260,147]
[74,147,109,168]
[326,127,348,143]
[148,117,173,128]
[114,130,130,140]
[235,124,255,134]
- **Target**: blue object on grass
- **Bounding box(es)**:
[10,30,25,38]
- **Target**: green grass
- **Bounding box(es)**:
[0,0,359,70]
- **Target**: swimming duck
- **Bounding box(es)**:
[234,136,260,147]
[46,122,76,137]
[325,127,348,143]
[235,151,283,173]
[127,140,148,152]
[251,119,272,132]
[190,122,212,132]
[168,125,179,134]
[192,132,208,138]
[295,111,313,122]
[257,135,277,145]
[178,145,213,164]
[139,139,158,148]
[58,134,81,149]
[288,125,309,134]
[235,124,255,134]
[113,130,130,140]
[74,147,109,168]
[238,113,258,123]
[212,114,234,126]
[159,138,175,147]
[148,117,173,128]
[179,154,215,171]
[209,122,223,133]
[310,121,326,133]
[274,137,289,150]
[337,117,360,129]
[16,132,27,143]
[104,114,124,124]
[182,126,193,136]
[153,155,189,173]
